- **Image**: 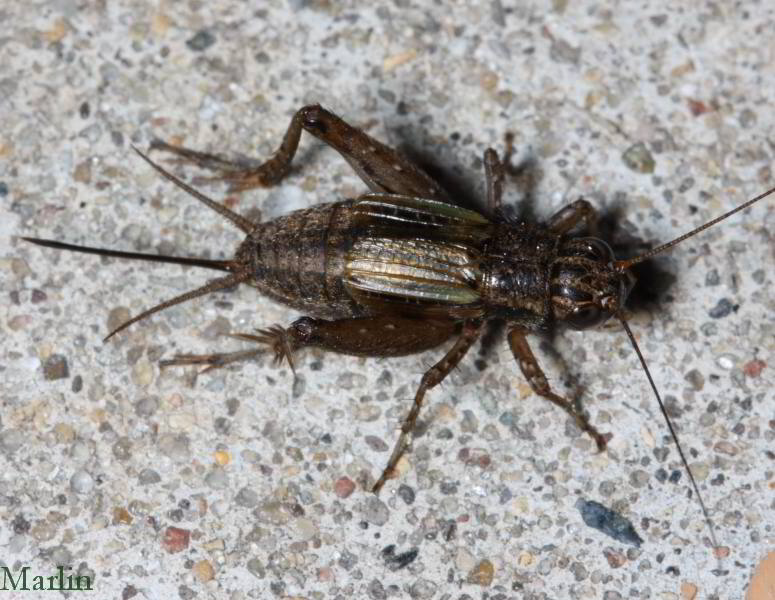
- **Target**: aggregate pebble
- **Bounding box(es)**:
[576,499,643,547]
[162,527,190,554]
[0,429,25,453]
[361,496,389,526]
[235,486,259,507]
[43,354,69,380]
[334,476,355,498]
[466,559,495,586]
[70,470,94,494]
[186,30,216,51]
[622,142,655,173]
[137,468,161,485]
[191,559,215,582]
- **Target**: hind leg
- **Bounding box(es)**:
[162,315,457,372]
[151,104,447,199]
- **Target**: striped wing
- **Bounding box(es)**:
[344,194,490,316]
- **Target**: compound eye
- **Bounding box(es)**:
[566,304,603,329]
[583,238,614,262]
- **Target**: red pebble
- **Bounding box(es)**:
[163,526,190,554]
[743,359,766,378]
[334,476,355,498]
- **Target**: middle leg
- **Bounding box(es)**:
[373,318,484,492]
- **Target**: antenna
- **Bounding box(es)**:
[615,185,775,271]
[618,316,719,550]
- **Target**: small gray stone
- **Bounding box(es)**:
[70,470,94,494]
[137,469,161,485]
[549,38,581,65]
[246,558,265,578]
[49,545,73,567]
[397,484,415,505]
[629,469,649,488]
[705,268,720,286]
[709,298,735,319]
[0,429,24,453]
[361,496,389,526]
[367,578,387,600]
[235,487,259,508]
[205,467,228,489]
[112,436,132,461]
[135,396,159,417]
[364,435,388,451]
[409,578,437,599]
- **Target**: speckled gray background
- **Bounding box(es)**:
[1,1,774,599]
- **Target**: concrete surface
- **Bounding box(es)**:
[1,1,773,599]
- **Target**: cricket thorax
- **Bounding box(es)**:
[479,224,558,327]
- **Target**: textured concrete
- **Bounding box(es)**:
[1,2,773,599]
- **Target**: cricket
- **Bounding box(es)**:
[23,104,773,551]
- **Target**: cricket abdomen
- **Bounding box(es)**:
[244,200,365,319]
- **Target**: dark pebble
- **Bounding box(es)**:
[705,268,720,286]
[186,30,216,51]
[12,513,31,534]
[397,484,415,505]
[439,480,458,495]
[575,499,643,547]
[178,584,196,600]
[0,181,7,196]
[122,584,138,599]
[708,298,736,318]
[364,435,388,451]
[381,544,419,570]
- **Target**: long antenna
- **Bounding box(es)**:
[618,316,719,550]
[615,185,775,271]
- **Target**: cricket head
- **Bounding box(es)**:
[550,237,635,330]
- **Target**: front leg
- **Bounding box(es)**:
[547,198,599,235]
[483,148,505,216]
[151,104,448,200]
[507,327,607,450]
[483,133,514,216]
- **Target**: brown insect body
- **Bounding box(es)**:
[23,105,773,548]
[242,194,627,332]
